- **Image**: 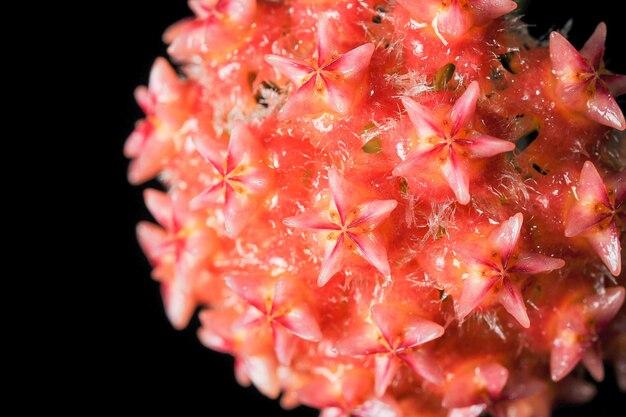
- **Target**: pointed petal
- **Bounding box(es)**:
[508,253,565,274]
[136,221,170,263]
[335,324,388,356]
[324,43,375,80]
[437,1,473,38]
[579,161,611,206]
[564,204,609,238]
[189,182,224,209]
[223,183,254,238]
[128,135,175,185]
[349,231,391,276]
[441,147,470,204]
[580,22,606,70]
[585,286,625,329]
[224,274,269,314]
[392,144,445,177]
[272,323,297,365]
[471,0,517,20]
[456,275,499,320]
[443,363,508,408]
[498,278,530,328]
[318,234,346,286]
[149,57,181,103]
[490,213,524,267]
[192,130,225,174]
[460,134,515,158]
[450,81,479,137]
[371,304,444,350]
[550,32,591,77]
[278,75,328,119]
[198,309,237,353]
[602,74,626,97]
[402,97,445,139]
[265,54,314,86]
[586,220,621,276]
[161,281,193,330]
[581,342,605,382]
[400,350,445,385]
[227,121,266,174]
[551,328,586,381]
[243,355,280,399]
[348,200,398,229]
[585,82,626,130]
[316,14,334,66]
[144,189,174,230]
[283,209,339,231]
[374,355,401,397]
[124,119,151,157]
[298,377,342,409]
[275,305,322,341]
[328,168,352,224]
[449,405,487,417]
[319,74,354,115]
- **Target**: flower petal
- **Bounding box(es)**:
[585,286,625,330]
[450,81,479,137]
[602,74,626,98]
[318,234,346,286]
[437,0,473,38]
[443,363,509,408]
[490,213,524,267]
[508,253,565,274]
[161,280,194,330]
[440,147,471,204]
[550,31,591,77]
[144,189,175,231]
[400,350,445,385]
[149,57,182,103]
[275,305,323,342]
[227,121,267,174]
[136,221,170,263]
[460,134,515,158]
[335,323,388,356]
[198,308,237,353]
[584,81,626,130]
[353,398,401,417]
[283,209,340,231]
[128,134,176,185]
[265,54,315,86]
[371,304,444,350]
[348,200,398,229]
[324,43,375,80]
[580,22,606,70]
[192,129,226,174]
[497,278,530,328]
[402,97,445,139]
[456,275,499,321]
[242,355,280,399]
[224,183,255,238]
[471,0,517,21]
[448,405,487,417]
[272,322,297,365]
[278,75,328,119]
[316,14,334,66]
[550,328,586,381]
[349,231,392,276]
[374,355,401,397]
[581,342,604,382]
[224,274,270,314]
[392,144,445,178]
[328,168,352,224]
[585,219,621,276]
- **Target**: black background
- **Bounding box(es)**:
[99,0,625,414]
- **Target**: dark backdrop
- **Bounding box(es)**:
[102,0,625,414]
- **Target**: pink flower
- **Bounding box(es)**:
[284,169,397,286]
[457,213,565,328]
[550,23,626,130]
[397,0,517,41]
[551,287,625,382]
[265,15,375,118]
[565,161,625,276]
[192,120,273,238]
[337,304,445,396]
[393,81,515,204]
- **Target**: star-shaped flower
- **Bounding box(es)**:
[397,0,517,42]
[393,81,515,205]
[550,23,626,130]
[165,0,257,60]
[443,362,509,417]
[225,274,322,365]
[124,58,190,184]
[337,304,445,397]
[550,287,625,382]
[297,367,401,417]
[457,213,566,328]
[265,15,375,119]
[283,169,398,286]
[137,189,216,329]
[565,161,625,276]
[192,120,273,238]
